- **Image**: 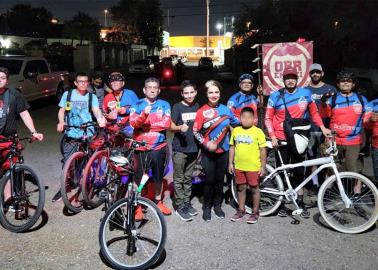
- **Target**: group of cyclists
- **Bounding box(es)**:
[0,61,377,225]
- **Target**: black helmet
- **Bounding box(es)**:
[239,73,254,83]
[108,72,125,84]
[336,71,356,83]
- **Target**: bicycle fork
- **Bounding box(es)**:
[331,164,352,208]
[126,182,137,256]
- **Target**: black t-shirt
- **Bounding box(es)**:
[0,88,30,136]
[171,101,199,153]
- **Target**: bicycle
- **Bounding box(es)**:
[0,135,45,233]
[99,139,167,270]
[231,134,378,234]
[81,122,133,209]
[60,122,103,213]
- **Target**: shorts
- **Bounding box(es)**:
[234,169,260,187]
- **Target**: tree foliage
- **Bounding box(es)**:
[233,0,378,69]
[1,4,54,37]
[62,12,100,45]
[111,0,164,50]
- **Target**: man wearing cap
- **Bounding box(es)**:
[103,72,138,137]
[227,73,259,124]
[265,67,331,218]
[305,63,337,193]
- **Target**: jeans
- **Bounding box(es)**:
[172,152,197,208]
[372,147,378,182]
[201,151,229,208]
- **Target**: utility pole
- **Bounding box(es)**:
[206,0,210,57]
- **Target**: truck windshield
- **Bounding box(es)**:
[0,59,23,75]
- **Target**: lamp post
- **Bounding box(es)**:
[104,9,108,27]
[216,23,223,63]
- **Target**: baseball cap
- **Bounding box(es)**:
[282,67,298,78]
[309,63,323,72]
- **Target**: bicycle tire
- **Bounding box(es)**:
[82,150,108,208]
[59,134,67,156]
[60,151,86,213]
[99,197,167,270]
[0,164,45,233]
[318,172,378,234]
[231,164,284,216]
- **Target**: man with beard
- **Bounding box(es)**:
[265,67,331,218]
[305,64,337,194]
[320,71,369,194]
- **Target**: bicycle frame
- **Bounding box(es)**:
[261,155,352,208]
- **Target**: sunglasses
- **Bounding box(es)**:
[339,79,354,83]
[310,70,322,75]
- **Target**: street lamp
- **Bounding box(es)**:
[104,9,108,27]
[216,23,223,36]
[51,18,58,24]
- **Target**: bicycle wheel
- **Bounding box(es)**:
[59,134,67,156]
[60,151,86,213]
[318,172,378,234]
[0,164,45,233]
[99,197,167,270]
[82,150,109,208]
[231,164,284,216]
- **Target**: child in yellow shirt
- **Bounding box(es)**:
[228,107,267,224]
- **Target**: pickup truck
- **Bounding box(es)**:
[0,56,70,102]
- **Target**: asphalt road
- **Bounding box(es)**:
[0,67,377,270]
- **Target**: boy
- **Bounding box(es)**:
[170,80,199,221]
[228,107,267,224]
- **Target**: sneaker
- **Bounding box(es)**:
[175,206,193,222]
[230,209,245,222]
[157,201,172,216]
[202,207,211,222]
[247,212,260,224]
[52,190,62,202]
[212,206,225,219]
[299,204,310,219]
[185,203,198,216]
[135,205,144,221]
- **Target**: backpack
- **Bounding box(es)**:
[278,89,311,155]
[64,89,94,126]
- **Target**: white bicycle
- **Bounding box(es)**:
[231,135,378,234]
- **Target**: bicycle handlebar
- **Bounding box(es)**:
[64,122,98,130]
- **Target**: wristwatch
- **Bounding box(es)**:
[31,131,38,135]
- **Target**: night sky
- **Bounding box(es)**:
[0,0,260,36]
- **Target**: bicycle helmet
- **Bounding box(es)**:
[239,73,254,83]
[108,72,125,83]
[336,71,356,83]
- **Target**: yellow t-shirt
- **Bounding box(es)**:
[229,126,267,171]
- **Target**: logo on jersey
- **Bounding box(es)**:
[298,96,308,111]
[352,100,362,114]
[235,135,253,145]
[203,108,215,118]
[182,112,196,122]
[156,106,163,118]
[227,101,234,108]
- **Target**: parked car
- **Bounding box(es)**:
[128,59,154,74]
[198,57,214,71]
[0,56,69,102]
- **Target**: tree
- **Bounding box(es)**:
[62,12,100,45]
[2,4,54,37]
[136,0,164,51]
[110,0,164,50]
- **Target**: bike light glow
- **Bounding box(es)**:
[164,70,171,77]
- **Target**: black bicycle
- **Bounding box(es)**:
[0,135,45,233]
[99,139,167,270]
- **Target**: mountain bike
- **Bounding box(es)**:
[0,135,45,233]
[99,139,167,270]
[60,122,103,213]
[231,134,378,234]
